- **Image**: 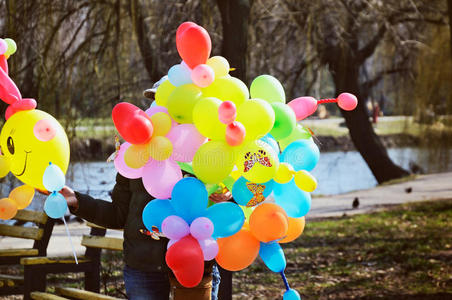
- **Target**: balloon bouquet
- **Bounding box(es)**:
[0,38,78,262]
[112,22,357,299]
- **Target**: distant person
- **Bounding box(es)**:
[59,78,230,300]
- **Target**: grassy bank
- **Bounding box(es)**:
[1,199,451,299]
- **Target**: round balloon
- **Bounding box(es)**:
[270,102,296,141]
[279,124,312,151]
[9,185,34,210]
[250,75,285,104]
[280,138,319,171]
[193,97,226,141]
[155,79,176,107]
[231,176,274,207]
[249,203,288,243]
[236,99,275,141]
[167,84,202,123]
[202,77,249,106]
[206,56,229,78]
[216,229,260,271]
[44,192,68,219]
[273,180,312,218]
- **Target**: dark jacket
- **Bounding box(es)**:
[72,173,168,272]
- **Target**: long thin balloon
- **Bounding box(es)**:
[62,217,79,265]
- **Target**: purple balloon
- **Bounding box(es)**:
[198,237,219,261]
[190,217,214,240]
[114,142,144,179]
[167,124,206,162]
[167,239,179,250]
[161,215,190,240]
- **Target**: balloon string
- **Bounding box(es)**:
[280,271,290,291]
[62,217,78,264]
[318,98,337,104]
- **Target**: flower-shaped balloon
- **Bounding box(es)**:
[112,103,206,199]
[141,177,244,287]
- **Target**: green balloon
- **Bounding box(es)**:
[167,84,202,123]
[4,39,16,56]
[250,75,285,104]
[270,102,296,140]
[279,124,312,150]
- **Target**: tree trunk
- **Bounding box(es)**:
[216,0,252,82]
[127,0,162,83]
[331,50,410,183]
[448,0,452,59]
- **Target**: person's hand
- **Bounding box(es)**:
[59,186,78,210]
[209,191,232,203]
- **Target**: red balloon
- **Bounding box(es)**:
[225,121,246,146]
[176,23,211,69]
[112,102,153,144]
[166,235,205,288]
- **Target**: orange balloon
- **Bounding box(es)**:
[0,198,18,220]
[249,203,288,243]
[279,217,305,243]
[9,185,35,209]
[216,229,260,271]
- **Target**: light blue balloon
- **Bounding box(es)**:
[260,134,280,155]
[44,192,68,219]
[283,289,301,300]
[259,242,286,272]
[204,202,244,238]
[168,64,192,86]
[273,179,311,218]
[142,199,175,231]
[231,177,274,207]
[171,177,208,223]
[42,162,65,192]
[280,138,319,171]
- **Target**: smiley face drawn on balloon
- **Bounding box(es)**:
[0,109,70,191]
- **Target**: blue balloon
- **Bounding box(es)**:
[171,177,208,223]
[283,289,301,300]
[259,242,286,272]
[168,64,192,86]
[44,192,68,219]
[204,202,244,238]
[273,179,311,218]
[142,199,175,231]
[43,163,65,192]
[260,134,280,155]
[231,177,274,207]
[280,138,319,171]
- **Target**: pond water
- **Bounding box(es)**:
[2,147,452,212]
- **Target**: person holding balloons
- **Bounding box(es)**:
[58,84,231,300]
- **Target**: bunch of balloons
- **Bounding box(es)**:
[0,38,70,220]
[112,102,206,198]
[141,177,244,287]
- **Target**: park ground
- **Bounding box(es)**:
[1,197,451,299]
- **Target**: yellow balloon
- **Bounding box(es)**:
[236,99,275,141]
[202,76,249,106]
[236,140,279,183]
[9,185,35,209]
[150,112,172,137]
[155,80,176,107]
[274,162,294,184]
[167,84,202,123]
[0,110,70,191]
[193,141,236,184]
[124,144,151,169]
[0,154,11,178]
[279,124,312,150]
[206,56,230,78]
[0,198,18,220]
[193,97,226,140]
[149,136,173,161]
[294,170,317,192]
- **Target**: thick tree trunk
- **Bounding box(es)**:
[448,0,452,59]
[331,50,410,183]
[216,0,252,82]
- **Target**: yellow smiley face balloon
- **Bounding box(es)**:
[0,109,70,191]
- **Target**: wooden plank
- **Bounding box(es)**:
[81,235,123,251]
[31,292,69,300]
[0,274,23,285]
[0,224,43,240]
[0,248,38,257]
[86,222,105,229]
[56,287,123,300]
[20,256,90,265]
[13,210,48,224]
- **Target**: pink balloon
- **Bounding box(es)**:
[190,217,214,240]
[33,119,57,142]
[145,105,178,127]
[167,239,179,249]
[162,215,190,240]
[337,93,358,111]
[0,61,22,105]
[114,142,144,179]
[287,97,318,121]
[198,237,219,261]
[167,124,207,162]
[191,64,214,88]
[218,101,237,124]
[0,40,7,55]
[142,159,182,198]
[225,121,246,146]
